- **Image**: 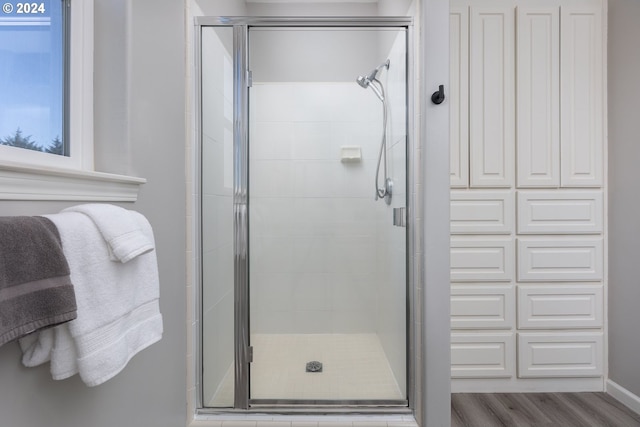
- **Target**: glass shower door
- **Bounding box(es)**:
[200,25,236,408]
[247,26,408,404]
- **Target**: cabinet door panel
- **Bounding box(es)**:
[517,7,560,188]
[517,237,603,281]
[517,190,603,234]
[452,285,514,329]
[451,190,514,234]
[470,7,515,188]
[451,236,514,282]
[560,6,604,187]
[450,7,469,188]
[451,332,515,378]
[518,332,603,378]
[517,284,603,329]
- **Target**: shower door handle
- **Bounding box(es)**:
[393,207,406,227]
[234,203,248,259]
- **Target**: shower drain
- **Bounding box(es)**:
[305,361,323,373]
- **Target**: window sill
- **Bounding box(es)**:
[0,161,146,202]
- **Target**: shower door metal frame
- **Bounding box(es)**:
[195,16,416,415]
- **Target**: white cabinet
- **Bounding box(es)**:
[450,236,514,282]
[451,3,605,190]
[452,285,515,329]
[449,0,606,392]
[451,332,515,378]
[518,332,604,378]
[560,7,604,187]
[517,284,603,329]
[451,190,514,234]
[450,7,469,188]
[516,7,560,188]
[517,190,603,234]
[516,4,604,189]
[469,7,515,188]
[517,237,603,282]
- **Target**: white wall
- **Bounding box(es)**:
[420,0,452,423]
[249,28,380,83]
[608,0,640,398]
[192,0,246,16]
[246,2,376,16]
[248,27,408,346]
[249,81,384,334]
[0,1,187,426]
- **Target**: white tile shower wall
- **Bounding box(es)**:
[250,82,382,335]
[201,28,235,405]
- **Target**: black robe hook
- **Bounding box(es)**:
[431,84,445,105]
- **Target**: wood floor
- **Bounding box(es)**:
[452,393,640,427]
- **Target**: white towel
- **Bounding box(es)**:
[19,326,77,380]
[20,210,163,386]
[63,204,154,263]
[19,329,53,367]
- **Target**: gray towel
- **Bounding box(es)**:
[0,216,77,347]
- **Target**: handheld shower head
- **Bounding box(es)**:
[355,60,393,204]
[356,75,370,89]
[356,59,390,101]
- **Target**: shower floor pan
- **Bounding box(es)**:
[209,333,404,407]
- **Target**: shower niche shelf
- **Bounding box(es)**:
[340,145,362,162]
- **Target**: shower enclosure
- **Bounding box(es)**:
[196,17,413,411]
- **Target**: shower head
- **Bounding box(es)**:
[357,77,385,101]
[356,59,390,101]
[356,75,370,89]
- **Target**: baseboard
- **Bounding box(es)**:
[607,379,640,416]
[452,377,604,393]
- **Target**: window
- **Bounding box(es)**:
[0,0,145,202]
[0,0,67,156]
[0,0,92,170]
